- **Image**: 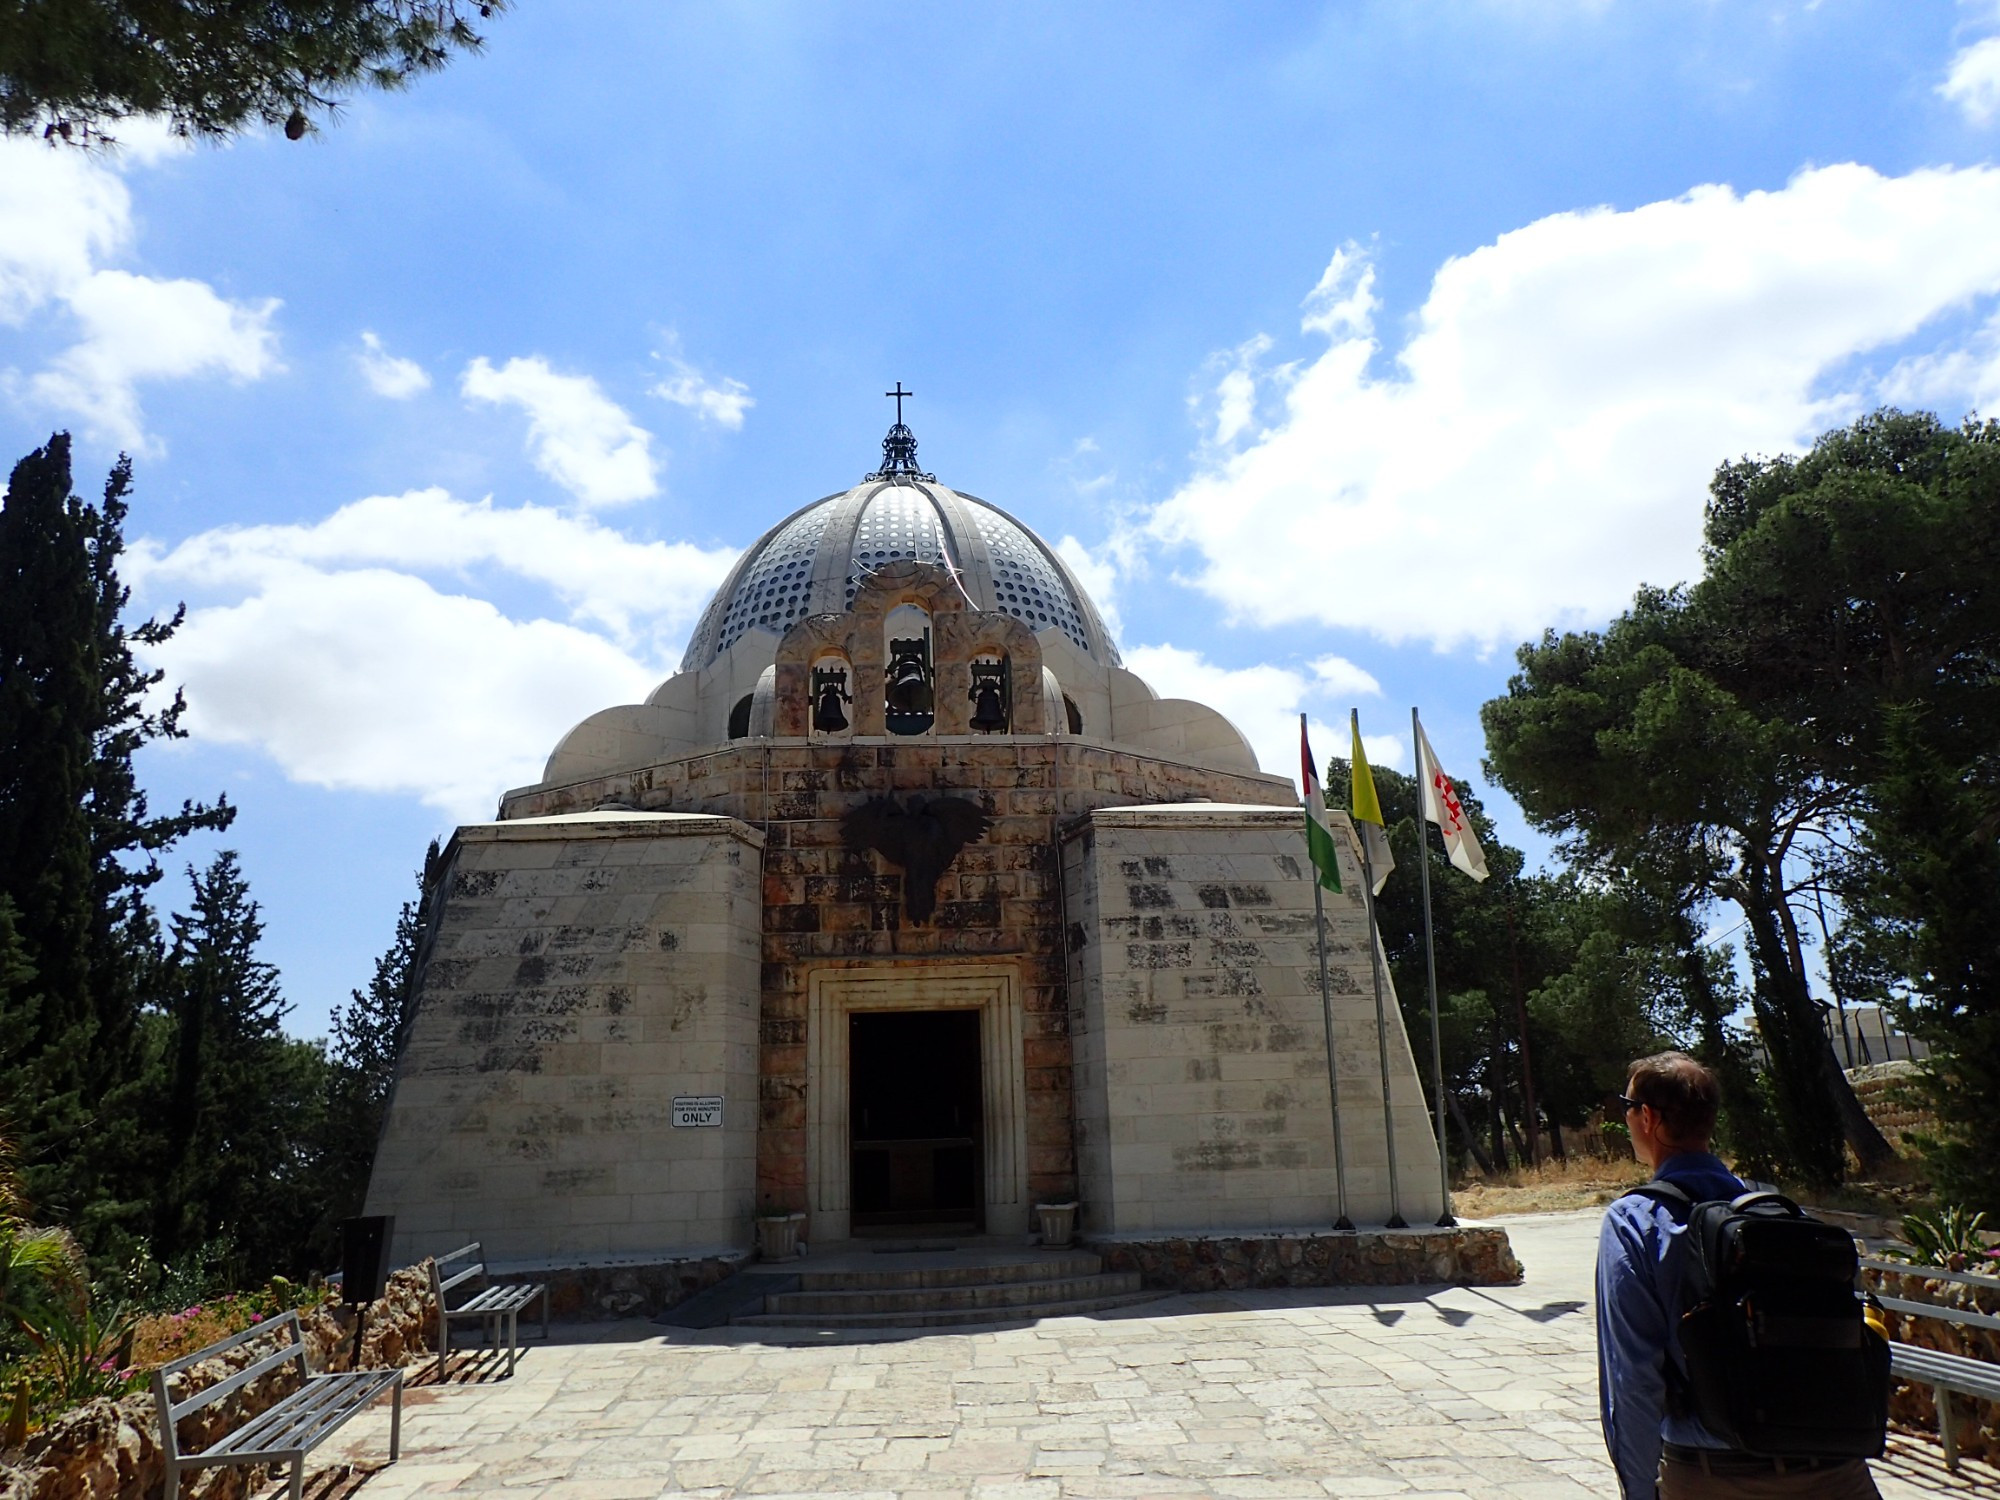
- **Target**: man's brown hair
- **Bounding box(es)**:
[1626,1051,1720,1148]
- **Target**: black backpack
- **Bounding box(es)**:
[1624,1183,1891,1459]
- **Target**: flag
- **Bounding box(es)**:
[1299,717,1342,893]
[1415,716,1489,882]
[1349,711,1395,896]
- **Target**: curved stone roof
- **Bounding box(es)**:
[678,476,1121,672]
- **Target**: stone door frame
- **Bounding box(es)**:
[806,963,1028,1241]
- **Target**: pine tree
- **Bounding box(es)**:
[151,851,313,1269]
[320,840,443,1230]
[0,435,232,1245]
[332,839,442,1106]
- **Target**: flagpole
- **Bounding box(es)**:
[1304,713,1355,1232]
[1353,712,1405,1229]
[1414,707,1456,1227]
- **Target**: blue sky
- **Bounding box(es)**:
[6,1,2000,1037]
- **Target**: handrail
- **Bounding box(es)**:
[1878,1296,2000,1335]
[1861,1257,2000,1290]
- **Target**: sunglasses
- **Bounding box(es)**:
[1615,1094,1644,1114]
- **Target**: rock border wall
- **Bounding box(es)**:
[1089,1224,1522,1292]
[1,1264,434,1500]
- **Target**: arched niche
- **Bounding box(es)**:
[809,649,855,739]
[883,602,935,736]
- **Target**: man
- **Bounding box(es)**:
[1596,1051,1881,1499]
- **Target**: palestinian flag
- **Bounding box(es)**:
[1300,717,1342,893]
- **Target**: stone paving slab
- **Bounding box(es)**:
[314,1211,1994,1499]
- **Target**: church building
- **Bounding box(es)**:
[363,414,1446,1283]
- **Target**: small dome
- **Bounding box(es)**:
[679,471,1120,672]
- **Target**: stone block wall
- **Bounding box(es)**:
[365,810,764,1268]
[1064,803,1443,1233]
[492,737,1294,1225]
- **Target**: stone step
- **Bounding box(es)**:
[794,1252,1103,1292]
[733,1287,1167,1330]
[767,1270,1141,1316]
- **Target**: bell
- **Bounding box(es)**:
[814,683,849,732]
[970,682,1007,732]
[887,652,933,714]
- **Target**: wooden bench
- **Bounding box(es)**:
[1863,1257,2000,1472]
[430,1242,547,1380]
[151,1310,402,1500]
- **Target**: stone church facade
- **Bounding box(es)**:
[364,423,1445,1277]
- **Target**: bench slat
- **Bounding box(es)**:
[209,1372,379,1454]
[167,1336,307,1422]
[437,1263,483,1296]
[450,1285,540,1315]
[1880,1296,2000,1334]
[202,1373,401,1461]
[1891,1345,2000,1400]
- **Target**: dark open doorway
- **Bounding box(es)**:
[849,1009,982,1233]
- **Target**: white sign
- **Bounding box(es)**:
[672,1095,724,1129]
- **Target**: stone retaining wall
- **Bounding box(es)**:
[1846,1061,1938,1150]
[488,1250,748,1321]
[1089,1224,1522,1293]
[0,1264,434,1500]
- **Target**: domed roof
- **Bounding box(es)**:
[678,439,1121,672]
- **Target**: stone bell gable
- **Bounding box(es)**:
[770,560,1049,738]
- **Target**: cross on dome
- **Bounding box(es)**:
[867,380,934,481]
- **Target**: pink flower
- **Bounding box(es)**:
[250,1314,262,1322]
[98,1359,115,1371]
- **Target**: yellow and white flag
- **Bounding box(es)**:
[1415,717,1489,882]
[1349,711,1395,896]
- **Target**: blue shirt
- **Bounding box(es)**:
[1596,1151,1746,1500]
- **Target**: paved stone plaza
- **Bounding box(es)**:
[321,1211,1990,1499]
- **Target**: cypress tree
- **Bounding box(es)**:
[0,434,232,1246]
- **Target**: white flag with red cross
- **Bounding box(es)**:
[1415,718,1489,882]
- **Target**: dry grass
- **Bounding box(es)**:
[1452,1156,1649,1217]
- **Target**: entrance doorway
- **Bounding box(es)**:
[849,1010,982,1233]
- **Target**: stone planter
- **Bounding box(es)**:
[1036,1201,1079,1248]
[756,1212,806,1260]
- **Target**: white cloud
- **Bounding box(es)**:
[1122,642,1402,788]
[0,135,281,450]
[1054,534,1124,640]
[1151,164,2000,649]
[1941,36,2000,123]
[1311,654,1382,699]
[1879,307,2000,412]
[131,488,739,819]
[356,331,431,399]
[461,355,659,508]
[651,357,754,430]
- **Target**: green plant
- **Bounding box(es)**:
[20,1290,140,1408]
[1882,1204,1996,1272]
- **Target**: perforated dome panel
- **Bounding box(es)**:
[712,501,833,655]
[680,477,1120,672]
[968,502,1091,647]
